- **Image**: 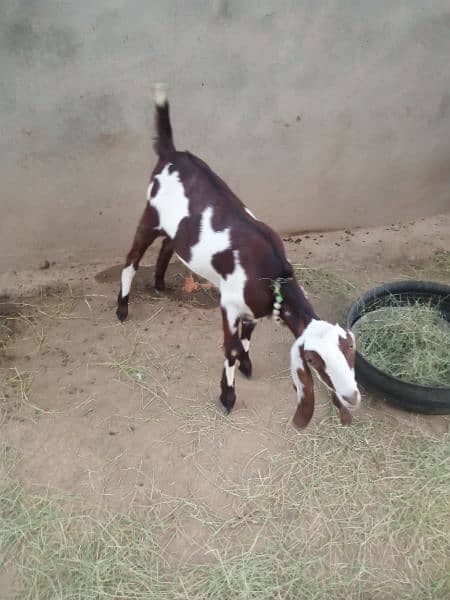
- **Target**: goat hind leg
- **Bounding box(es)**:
[154,237,174,292]
[117,206,159,322]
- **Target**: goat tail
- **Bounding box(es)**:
[152,83,176,159]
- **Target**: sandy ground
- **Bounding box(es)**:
[1,213,449,583]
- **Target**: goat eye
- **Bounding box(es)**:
[306,357,313,364]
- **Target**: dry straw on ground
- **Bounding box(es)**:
[1,418,449,599]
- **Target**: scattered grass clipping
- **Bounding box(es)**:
[0,318,12,349]
[355,300,450,386]
[403,248,450,282]
[432,249,450,275]
[292,265,355,297]
[1,420,449,599]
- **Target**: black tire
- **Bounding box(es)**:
[346,280,450,414]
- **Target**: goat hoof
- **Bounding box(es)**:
[220,389,236,414]
[116,306,128,322]
[238,359,252,379]
[154,281,165,293]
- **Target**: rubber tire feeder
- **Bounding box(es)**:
[346,280,450,414]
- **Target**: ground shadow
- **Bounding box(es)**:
[95,263,220,309]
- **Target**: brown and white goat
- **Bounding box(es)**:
[116,85,361,428]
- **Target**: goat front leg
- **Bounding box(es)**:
[238,318,257,378]
[154,237,174,292]
[220,307,244,414]
[117,205,160,322]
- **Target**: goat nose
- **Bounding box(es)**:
[343,391,360,407]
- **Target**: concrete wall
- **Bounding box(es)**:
[1,1,449,271]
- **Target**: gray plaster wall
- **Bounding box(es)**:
[1,1,449,271]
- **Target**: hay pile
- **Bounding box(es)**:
[355,301,450,387]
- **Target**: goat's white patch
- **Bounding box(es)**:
[149,164,190,238]
[310,366,333,393]
[242,338,250,353]
[188,207,230,286]
[222,305,240,334]
[290,345,304,406]
[224,359,236,387]
[221,251,253,330]
[292,320,360,409]
[153,82,168,106]
[174,205,253,329]
[121,265,136,297]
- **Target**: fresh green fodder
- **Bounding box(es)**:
[354,301,450,386]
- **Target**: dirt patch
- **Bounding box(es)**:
[1,215,449,598]
[1,216,449,503]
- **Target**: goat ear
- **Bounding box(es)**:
[292,359,315,429]
[332,394,353,426]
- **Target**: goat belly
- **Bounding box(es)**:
[174,206,233,288]
[175,251,222,288]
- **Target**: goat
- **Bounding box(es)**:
[116,85,361,428]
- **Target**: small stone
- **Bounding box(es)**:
[40,260,50,270]
[273,302,281,309]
